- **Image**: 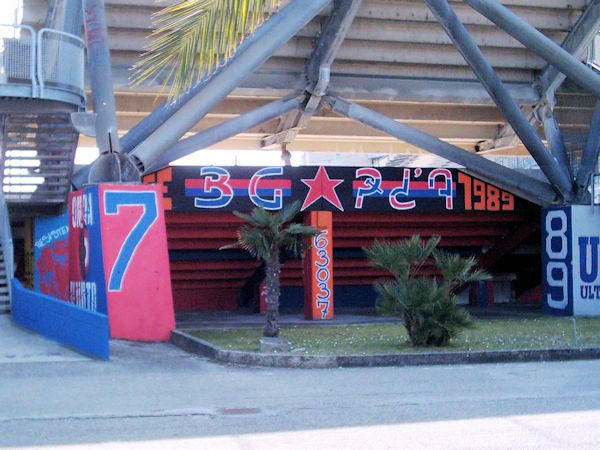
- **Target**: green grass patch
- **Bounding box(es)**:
[191,317,600,355]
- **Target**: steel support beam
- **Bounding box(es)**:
[144,96,303,174]
[82,0,139,184]
[82,0,120,155]
[539,105,573,180]
[325,95,558,206]
[480,1,600,154]
[539,0,600,99]
[118,0,322,155]
[129,0,331,172]
[264,0,361,147]
[425,0,574,202]
[306,0,362,95]
[466,0,600,99]
[576,100,600,195]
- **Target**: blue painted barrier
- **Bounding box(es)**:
[11,279,110,360]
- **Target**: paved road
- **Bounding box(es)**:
[1,335,600,449]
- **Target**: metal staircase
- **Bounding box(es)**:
[0,189,14,314]
[0,243,9,314]
[1,112,79,210]
[0,20,85,214]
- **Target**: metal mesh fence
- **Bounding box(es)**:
[38,29,84,95]
[0,25,34,84]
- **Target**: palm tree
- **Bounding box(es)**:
[133,0,286,98]
[226,201,319,338]
[364,236,490,347]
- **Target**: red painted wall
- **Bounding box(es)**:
[165,210,537,312]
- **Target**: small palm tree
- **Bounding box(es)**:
[364,236,490,347]
[134,0,286,98]
[225,201,319,338]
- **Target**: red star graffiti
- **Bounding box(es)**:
[301,166,345,211]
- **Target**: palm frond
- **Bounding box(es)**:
[279,200,302,224]
[237,226,271,260]
[133,0,286,98]
[434,250,490,288]
[281,223,320,256]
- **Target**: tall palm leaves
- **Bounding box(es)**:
[364,236,489,347]
[225,201,319,337]
[133,0,286,98]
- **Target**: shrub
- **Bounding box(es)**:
[364,236,489,347]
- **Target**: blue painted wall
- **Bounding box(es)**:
[11,280,110,360]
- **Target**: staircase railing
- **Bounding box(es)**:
[0,24,37,96]
[0,188,14,302]
[0,23,85,105]
[37,28,85,99]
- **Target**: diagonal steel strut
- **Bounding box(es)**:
[466,0,600,99]
[425,0,574,203]
[144,95,304,174]
[325,95,558,206]
[263,0,362,148]
[128,0,331,172]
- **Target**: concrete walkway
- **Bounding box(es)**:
[0,315,87,364]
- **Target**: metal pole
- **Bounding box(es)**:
[576,100,600,195]
[540,104,573,180]
[82,0,139,183]
[465,0,600,99]
[539,0,600,101]
[306,0,362,95]
[325,95,558,206]
[46,0,83,36]
[425,0,574,202]
[82,0,120,155]
[144,96,302,173]
[129,0,331,172]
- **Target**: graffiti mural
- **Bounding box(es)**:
[148,166,530,213]
[34,214,70,300]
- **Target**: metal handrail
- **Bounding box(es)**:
[0,23,84,102]
[37,27,85,98]
[0,188,14,303]
[0,23,37,96]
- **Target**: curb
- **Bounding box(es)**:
[171,330,600,369]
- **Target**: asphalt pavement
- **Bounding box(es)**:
[1,315,600,449]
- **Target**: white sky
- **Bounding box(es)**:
[0,0,22,27]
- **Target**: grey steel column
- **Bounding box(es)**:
[466,0,600,99]
[82,0,119,155]
[425,0,574,202]
[46,0,83,36]
[263,0,361,147]
[540,104,573,180]
[144,96,302,173]
[326,95,558,206]
[82,0,139,183]
[129,0,331,172]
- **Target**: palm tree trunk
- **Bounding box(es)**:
[263,251,281,338]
